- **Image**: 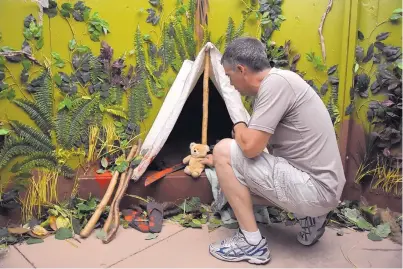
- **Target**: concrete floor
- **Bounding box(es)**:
[1,221,402,268]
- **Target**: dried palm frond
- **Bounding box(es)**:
[195,0,209,49]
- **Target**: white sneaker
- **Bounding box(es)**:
[209,229,271,265]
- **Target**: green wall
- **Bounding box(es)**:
[0,0,401,196]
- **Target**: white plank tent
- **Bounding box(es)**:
[130,42,251,181]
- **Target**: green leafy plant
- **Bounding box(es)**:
[306,51,327,72]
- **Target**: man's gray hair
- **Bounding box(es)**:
[221,37,271,72]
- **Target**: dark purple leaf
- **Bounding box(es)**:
[354,73,370,92]
[23,14,36,28]
[357,30,364,40]
[394,87,401,96]
[386,112,398,118]
[20,70,29,84]
[363,44,374,63]
[345,103,354,115]
[292,54,300,64]
[99,41,113,61]
[381,100,395,107]
[369,101,380,110]
[21,40,32,55]
[327,65,337,75]
[329,76,339,85]
[388,83,399,91]
[146,8,160,26]
[367,109,374,121]
[376,32,390,41]
[370,81,381,94]
[320,82,328,95]
[373,53,382,64]
[374,42,386,51]
[356,46,364,62]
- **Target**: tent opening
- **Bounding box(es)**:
[147,73,234,171]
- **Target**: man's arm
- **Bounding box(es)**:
[234,123,271,158]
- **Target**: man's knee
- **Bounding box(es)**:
[212,138,233,164]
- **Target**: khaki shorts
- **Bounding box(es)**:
[230,140,333,217]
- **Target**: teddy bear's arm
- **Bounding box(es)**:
[183,155,191,164]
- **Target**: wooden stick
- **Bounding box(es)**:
[201,49,210,145]
[318,0,333,63]
[102,140,142,243]
[79,142,138,238]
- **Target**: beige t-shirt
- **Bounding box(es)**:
[248,67,346,204]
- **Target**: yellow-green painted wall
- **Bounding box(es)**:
[0,0,401,191]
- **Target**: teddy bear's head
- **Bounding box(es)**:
[189,142,210,158]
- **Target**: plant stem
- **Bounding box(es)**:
[4,65,28,100]
[366,20,389,41]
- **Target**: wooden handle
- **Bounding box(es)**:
[79,142,139,238]
[202,50,210,145]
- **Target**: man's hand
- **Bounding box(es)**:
[200,154,214,167]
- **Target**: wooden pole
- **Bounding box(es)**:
[202,49,210,145]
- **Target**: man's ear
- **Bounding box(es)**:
[236,64,245,74]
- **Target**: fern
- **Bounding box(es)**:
[60,164,75,178]
[13,99,53,136]
[9,120,54,152]
[55,109,71,149]
[65,97,100,149]
[215,35,225,51]
[89,54,105,85]
[172,22,187,61]
[10,151,74,178]
[187,0,196,34]
[182,24,196,60]
[106,106,128,119]
[233,16,246,39]
[11,152,59,174]
[0,136,38,169]
[160,22,175,71]
[30,70,53,129]
[128,86,137,124]
[225,17,235,47]
[134,26,146,72]
[201,24,211,48]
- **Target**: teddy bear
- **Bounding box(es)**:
[182,142,210,178]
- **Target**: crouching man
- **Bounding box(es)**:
[201,37,346,265]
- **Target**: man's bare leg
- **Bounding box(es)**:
[213,139,258,232]
[208,139,271,265]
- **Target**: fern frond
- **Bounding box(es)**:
[89,55,105,85]
[13,99,53,136]
[106,106,128,119]
[31,70,53,126]
[182,24,196,60]
[134,26,146,72]
[55,109,71,149]
[225,17,235,47]
[215,35,225,51]
[65,96,100,148]
[11,152,58,174]
[9,120,54,152]
[160,22,175,71]
[172,22,187,61]
[0,136,38,169]
[187,0,196,32]
[233,16,246,39]
[201,24,211,48]
[60,164,75,178]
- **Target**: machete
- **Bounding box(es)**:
[144,163,186,186]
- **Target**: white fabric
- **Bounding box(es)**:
[131,42,251,181]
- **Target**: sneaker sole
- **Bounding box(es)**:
[209,247,271,265]
[297,226,326,246]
